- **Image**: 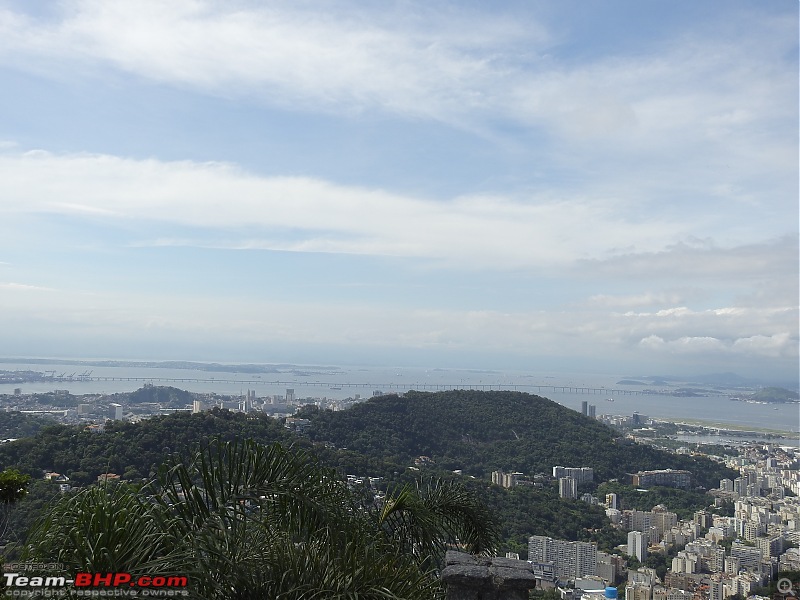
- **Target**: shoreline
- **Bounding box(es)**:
[656,417,799,438]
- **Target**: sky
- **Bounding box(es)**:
[0,0,797,383]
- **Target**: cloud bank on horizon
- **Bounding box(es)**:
[0,0,797,381]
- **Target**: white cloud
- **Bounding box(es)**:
[626,303,799,361]
[578,236,799,287]
[0,282,55,292]
[0,150,698,269]
[639,333,797,360]
[0,1,539,125]
[732,333,795,358]
[0,1,794,147]
[3,285,795,370]
[1,2,795,241]
[639,335,728,354]
[587,292,687,309]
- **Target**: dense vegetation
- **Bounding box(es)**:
[0,408,296,485]
[0,389,737,557]
[118,384,197,406]
[0,412,57,439]
[22,439,498,599]
[596,482,729,520]
[748,387,800,403]
[472,481,627,556]
[298,390,737,487]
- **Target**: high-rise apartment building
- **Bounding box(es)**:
[628,531,648,562]
[553,466,594,483]
[632,469,691,490]
[560,477,578,499]
[491,470,519,489]
[731,542,763,570]
[528,535,597,581]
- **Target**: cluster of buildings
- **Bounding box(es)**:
[554,466,595,499]
[488,465,595,496]
[520,441,800,600]
[632,470,692,490]
[191,388,361,417]
[0,387,368,427]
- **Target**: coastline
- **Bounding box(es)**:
[663,417,800,438]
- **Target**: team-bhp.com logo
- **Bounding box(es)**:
[3,570,189,597]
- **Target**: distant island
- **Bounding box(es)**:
[731,387,799,404]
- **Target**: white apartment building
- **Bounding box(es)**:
[628,531,647,562]
[528,535,597,581]
[553,466,594,484]
[560,477,578,499]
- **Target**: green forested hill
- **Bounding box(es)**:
[298,390,736,488]
[748,387,799,403]
[0,412,57,439]
[0,408,296,484]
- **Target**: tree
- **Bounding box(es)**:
[0,468,30,541]
[25,439,498,599]
[0,468,29,504]
[0,468,31,591]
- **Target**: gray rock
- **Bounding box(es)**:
[446,550,480,566]
[491,565,538,588]
[442,553,538,600]
[441,564,492,586]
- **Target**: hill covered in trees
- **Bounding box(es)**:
[747,387,799,403]
[297,390,736,488]
[0,409,296,485]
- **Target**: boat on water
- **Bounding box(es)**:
[605,398,614,402]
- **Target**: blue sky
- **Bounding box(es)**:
[0,0,797,382]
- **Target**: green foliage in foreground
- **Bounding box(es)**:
[0,468,29,505]
[23,439,499,599]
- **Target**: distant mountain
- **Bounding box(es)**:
[624,372,798,390]
[684,372,758,386]
[299,390,736,488]
[0,357,340,375]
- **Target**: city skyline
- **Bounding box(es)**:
[0,1,797,381]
